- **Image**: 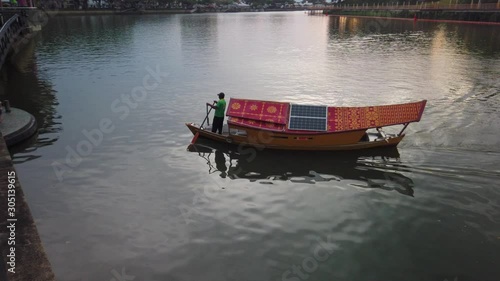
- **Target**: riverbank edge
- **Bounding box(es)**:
[324,10,500,23]
[47,9,191,16]
[46,8,305,16]
[0,133,55,280]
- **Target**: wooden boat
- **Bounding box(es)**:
[186,98,427,151]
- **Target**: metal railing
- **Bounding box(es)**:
[0,14,28,70]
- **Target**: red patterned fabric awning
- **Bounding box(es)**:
[228,117,286,131]
[227,98,289,124]
[327,100,427,132]
[225,98,426,134]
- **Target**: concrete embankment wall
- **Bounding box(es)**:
[0,134,55,280]
[0,8,55,279]
[325,9,500,23]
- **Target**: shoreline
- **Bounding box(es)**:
[47,9,192,16]
[46,8,307,16]
[0,133,55,280]
[327,14,500,25]
[321,9,500,24]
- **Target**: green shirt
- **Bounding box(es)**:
[214,99,226,118]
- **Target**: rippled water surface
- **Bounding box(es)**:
[1,12,500,281]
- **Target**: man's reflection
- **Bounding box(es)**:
[215,150,227,178]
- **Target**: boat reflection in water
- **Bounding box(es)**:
[187,138,415,197]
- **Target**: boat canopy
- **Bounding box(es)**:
[226,98,426,133]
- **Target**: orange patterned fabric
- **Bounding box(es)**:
[227,98,289,124]
[228,117,286,131]
[327,101,426,132]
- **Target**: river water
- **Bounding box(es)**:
[1,12,499,281]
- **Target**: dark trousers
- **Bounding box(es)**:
[212,116,224,134]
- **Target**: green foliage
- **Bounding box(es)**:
[214,0,232,4]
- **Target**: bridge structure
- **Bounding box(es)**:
[0,14,29,70]
[0,7,41,70]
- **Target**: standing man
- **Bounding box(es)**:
[206,92,226,134]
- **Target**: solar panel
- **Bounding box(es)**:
[290,105,327,118]
[288,104,328,131]
[289,117,327,131]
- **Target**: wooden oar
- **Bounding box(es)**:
[194,102,216,145]
[201,102,215,128]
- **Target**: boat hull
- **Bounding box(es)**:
[186,123,404,151]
